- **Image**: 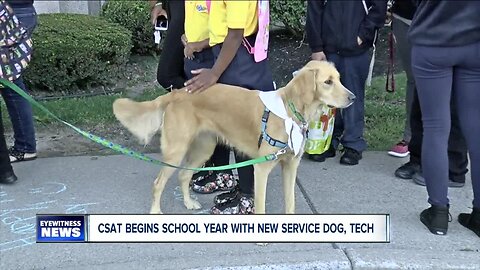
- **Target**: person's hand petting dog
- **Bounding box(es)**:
[184,68,220,93]
[185,28,244,93]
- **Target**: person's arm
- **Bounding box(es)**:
[149,0,167,25]
[306,0,326,61]
[357,0,388,46]
[184,38,210,59]
[184,29,243,93]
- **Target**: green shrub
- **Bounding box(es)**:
[24,13,132,92]
[101,0,155,54]
[270,0,307,37]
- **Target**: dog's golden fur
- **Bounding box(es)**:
[113,60,354,214]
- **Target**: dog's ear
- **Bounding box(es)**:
[290,67,318,103]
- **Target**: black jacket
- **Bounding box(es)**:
[391,0,416,20]
[409,0,480,47]
[306,0,387,56]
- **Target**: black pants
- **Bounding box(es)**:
[409,87,469,183]
[0,107,13,174]
[156,0,186,90]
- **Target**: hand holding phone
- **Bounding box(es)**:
[155,15,168,31]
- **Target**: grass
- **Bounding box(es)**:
[365,73,407,150]
[1,86,167,129]
[1,73,408,151]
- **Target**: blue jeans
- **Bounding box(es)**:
[0,5,37,153]
[326,51,370,153]
[412,41,480,208]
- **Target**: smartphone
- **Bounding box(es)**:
[155,15,168,31]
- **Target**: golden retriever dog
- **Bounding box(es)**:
[113,60,355,214]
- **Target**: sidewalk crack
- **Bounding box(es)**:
[296,177,353,269]
[296,177,318,214]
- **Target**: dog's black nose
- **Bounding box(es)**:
[349,94,356,102]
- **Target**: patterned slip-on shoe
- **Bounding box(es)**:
[191,171,237,194]
[9,147,37,163]
[210,194,254,214]
[213,186,240,205]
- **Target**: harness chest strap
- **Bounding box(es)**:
[258,107,288,149]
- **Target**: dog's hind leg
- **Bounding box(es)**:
[178,134,217,210]
[253,161,278,214]
[280,156,301,214]
[150,165,178,214]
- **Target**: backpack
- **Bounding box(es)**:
[0,0,33,82]
[206,0,269,62]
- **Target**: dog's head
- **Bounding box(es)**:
[289,60,355,109]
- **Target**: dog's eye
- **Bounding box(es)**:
[324,79,333,85]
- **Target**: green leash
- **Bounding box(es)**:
[0,79,286,171]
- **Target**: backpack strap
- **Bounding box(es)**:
[206,0,211,13]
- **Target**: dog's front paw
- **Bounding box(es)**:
[184,199,202,210]
[150,206,162,214]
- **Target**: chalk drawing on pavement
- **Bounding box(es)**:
[0,182,98,252]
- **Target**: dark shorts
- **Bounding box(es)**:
[212,35,275,91]
[184,47,214,80]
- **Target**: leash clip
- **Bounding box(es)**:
[273,147,288,160]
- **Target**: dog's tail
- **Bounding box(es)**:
[112,95,170,145]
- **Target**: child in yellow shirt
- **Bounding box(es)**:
[184,1,239,197]
[185,0,275,215]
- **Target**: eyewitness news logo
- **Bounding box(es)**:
[36,215,86,242]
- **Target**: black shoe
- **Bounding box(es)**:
[420,205,450,235]
[394,161,420,179]
[307,146,336,162]
[412,171,465,188]
[339,148,362,165]
[458,207,480,238]
[0,170,18,184]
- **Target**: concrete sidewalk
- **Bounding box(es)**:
[1,152,479,269]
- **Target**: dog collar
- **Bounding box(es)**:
[287,100,307,126]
